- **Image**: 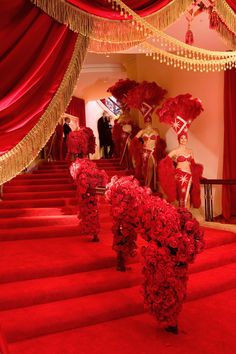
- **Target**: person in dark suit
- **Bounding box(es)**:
[97,112,111,159]
[63,117,72,159]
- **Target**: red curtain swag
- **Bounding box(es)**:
[66,0,171,19]
[0,0,77,156]
[226,0,236,12]
[66,97,86,127]
[222,68,236,220]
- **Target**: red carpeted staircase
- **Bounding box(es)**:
[0,159,235,354]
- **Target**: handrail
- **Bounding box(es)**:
[200,178,236,221]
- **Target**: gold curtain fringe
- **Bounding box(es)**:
[215,0,236,35]
[145,0,193,30]
[217,20,236,50]
[30,0,192,44]
[0,34,89,185]
[30,0,94,36]
[88,38,142,53]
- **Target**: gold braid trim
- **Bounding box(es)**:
[0,34,89,185]
[30,0,192,43]
[88,38,142,53]
[217,20,236,50]
[215,0,236,35]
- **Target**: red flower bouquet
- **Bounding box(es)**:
[105,175,151,269]
[70,159,108,240]
[67,127,96,161]
[138,195,204,329]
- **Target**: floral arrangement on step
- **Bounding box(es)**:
[105,175,151,270]
[66,127,96,161]
[70,158,108,241]
[138,195,204,332]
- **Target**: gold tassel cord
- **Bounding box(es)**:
[30,0,193,43]
[215,0,236,35]
[0,34,89,185]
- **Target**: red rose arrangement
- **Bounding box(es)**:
[67,127,96,161]
[138,195,204,331]
[105,175,151,270]
[70,158,108,241]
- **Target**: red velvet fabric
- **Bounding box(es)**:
[222,68,236,220]
[0,0,77,155]
[66,97,86,127]
[226,0,236,12]
[67,0,171,19]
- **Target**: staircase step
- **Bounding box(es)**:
[0,232,235,283]
[0,263,142,311]
[0,207,76,218]
[3,184,76,193]
[1,263,236,343]
[5,178,72,186]
[8,288,236,354]
[3,190,75,200]
[0,198,76,209]
[0,215,79,229]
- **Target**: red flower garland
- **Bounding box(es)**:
[67,127,96,160]
[105,175,151,257]
[70,159,108,238]
[138,195,204,328]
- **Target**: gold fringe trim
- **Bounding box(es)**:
[30,0,192,43]
[215,0,236,35]
[217,20,236,50]
[0,34,89,185]
[88,38,142,53]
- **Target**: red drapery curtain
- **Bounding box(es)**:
[0,0,77,155]
[67,0,171,18]
[66,97,86,127]
[222,68,236,221]
[226,0,236,12]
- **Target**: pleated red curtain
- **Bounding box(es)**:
[222,68,236,220]
[66,97,86,127]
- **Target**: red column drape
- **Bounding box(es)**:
[66,97,86,127]
[0,0,77,155]
[222,68,236,220]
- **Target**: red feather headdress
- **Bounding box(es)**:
[157,94,203,136]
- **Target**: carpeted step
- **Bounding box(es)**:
[0,232,235,283]
[3,183,76,193]
[0,215,79,229]
[0,263,142,311]
[0,198,76,209]
[0,207,76,218]
[204,227,236,248]
[4,178,73,186]
[0,225,82,242]
[1,263,236,343]
[32,169,71,174]
[3,190,75,200]
[8,288,236,354]
[10,172,71,180]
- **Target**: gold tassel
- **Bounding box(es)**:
[215,0,236,35]
[0,34,89,185]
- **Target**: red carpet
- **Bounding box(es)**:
[0,160,235,353]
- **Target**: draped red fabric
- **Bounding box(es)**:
[67,0,171,19]
[226,0,236,12]
[66,97,86,127]
[0,0,77,155]
[222,68,236,220]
